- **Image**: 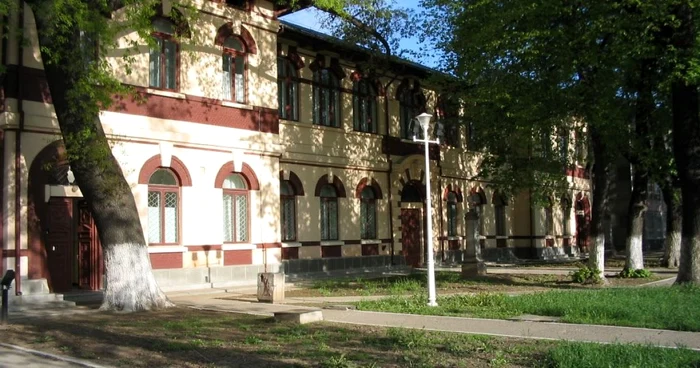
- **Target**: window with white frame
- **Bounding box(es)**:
[223,174,249,243]
[147,168,180,244]
[222,36,246,103]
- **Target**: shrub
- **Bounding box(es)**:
[570,266,602,284]
[619,268,652,278]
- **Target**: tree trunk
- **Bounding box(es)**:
[671,1,700,284]
[624,59,654,272]
[28,1,173,311]
[588,127,610,282]
[661,184,681,268]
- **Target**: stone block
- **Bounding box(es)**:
[274,309,323,324]
[461,260,487,277]
[257,272,285,303]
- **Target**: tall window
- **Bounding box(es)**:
[223,174,249,243]
[148,168,180,244]
[313,69,340,127]
[545,202,554,236]
[561,198,571,236]
[222,36,246,103]
[353,79,378,133]
[494,194,507,246]
[360,187,377,239]
[320,184,339,240]
[149,18,178,91]
[447,192,458,237]
[398,84,416,139]
[278,57,299,121]
[436,96,460,147]
[559,130,569,164]
[280,180,296,241]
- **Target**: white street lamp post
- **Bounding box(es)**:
[413,112,438,307]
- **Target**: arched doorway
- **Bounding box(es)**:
[575,193,591,253]
[400,180,425,267]
[28,141,103,292]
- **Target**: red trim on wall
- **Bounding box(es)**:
[281,247,299,260]
[279,170,305,195]
[186,245,223,251]
[355,177,384,199]
[150,252,183,269]
[214,162,260,190]
[442,184,463,202]
[361,244,379,256]
[1,249,30,257]
[256,243,281,249]
[314,174,347,197]
[224,249,253,265]
[566,166,589,179]
[138,154,193,186]
[321,245,342,258]
[110,89,279,134]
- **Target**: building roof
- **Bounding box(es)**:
[278,19,441,78]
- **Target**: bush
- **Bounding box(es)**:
[570,266,602,284]
[619,268,652,278]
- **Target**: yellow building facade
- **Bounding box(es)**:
[0,0,591,293]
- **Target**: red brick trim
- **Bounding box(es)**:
[468,186,487,205]
[186,245,223,251]
[279,170,305,196]
[566,166,589,179]
[286,46,305,69]
[214,162,260,190]
[492,191,508,206]
[215,22,258,54]
[150,252,183,269]
[361,244,379,256]
[256,243,282,249]
[281,247,299,260]
[1,249,30,257]
[355,177,384,199]
[314,174,347,197]
[321,245,342,258]
[138,155,193,186]
[224,250,253,265]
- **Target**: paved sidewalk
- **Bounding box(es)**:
[170,291,700,350]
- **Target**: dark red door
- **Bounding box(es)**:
[46,198,74,292]
[401,209,423,267]
[77,200,103,290]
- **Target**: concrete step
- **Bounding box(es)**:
[9,299,76,312]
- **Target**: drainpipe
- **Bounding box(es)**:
[437,157,444,263]
[384,86,395,265]
[1,5,8,277]
[14,0,25,295]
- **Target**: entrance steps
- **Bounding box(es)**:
[7,279,76,312]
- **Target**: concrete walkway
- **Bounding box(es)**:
[168,283,700,350]
[0,344,107,368]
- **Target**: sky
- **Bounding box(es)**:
[279,0,440,68]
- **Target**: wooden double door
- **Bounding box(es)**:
[401,209,424,267]
[46,198,103,292]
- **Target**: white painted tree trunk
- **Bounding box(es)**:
[625,216,645,271]
[589,232,606,281]
[101,243,173,312]
[664,230,681,268]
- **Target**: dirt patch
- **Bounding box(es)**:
[0,307,552,367]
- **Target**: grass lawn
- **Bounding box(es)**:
[2,308,699,367]
[285,271,664,298]
[356,285,700,331]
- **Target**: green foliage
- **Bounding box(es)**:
[570,266,603,284]
[544,342,700,368]
[619,268,653,279]
[357,286,700,331]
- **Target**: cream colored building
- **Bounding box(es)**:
[0,0,591,294]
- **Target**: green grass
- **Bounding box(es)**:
[544,342,700,368]
[356,285,700,331]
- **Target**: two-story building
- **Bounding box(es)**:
[0,0,591,294]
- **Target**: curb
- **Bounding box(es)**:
[0,342,110,368]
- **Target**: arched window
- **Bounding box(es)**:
[320,184,339,240]
[397,81,425,139]
[150,18,179,91]
[278,57,299,121]
[493,193,508,247]
[446,192,459,237]
[280,180,297,241]
[544,199,554,247]
[468,190,487,237]
[561,197,572,237]
[436,95,460,147]
[353,79,378,133]
[360,187,377,239]
[148,168,180,244]
[223,173,249,243]
[222,36,246,103]
[313,69,341,127]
